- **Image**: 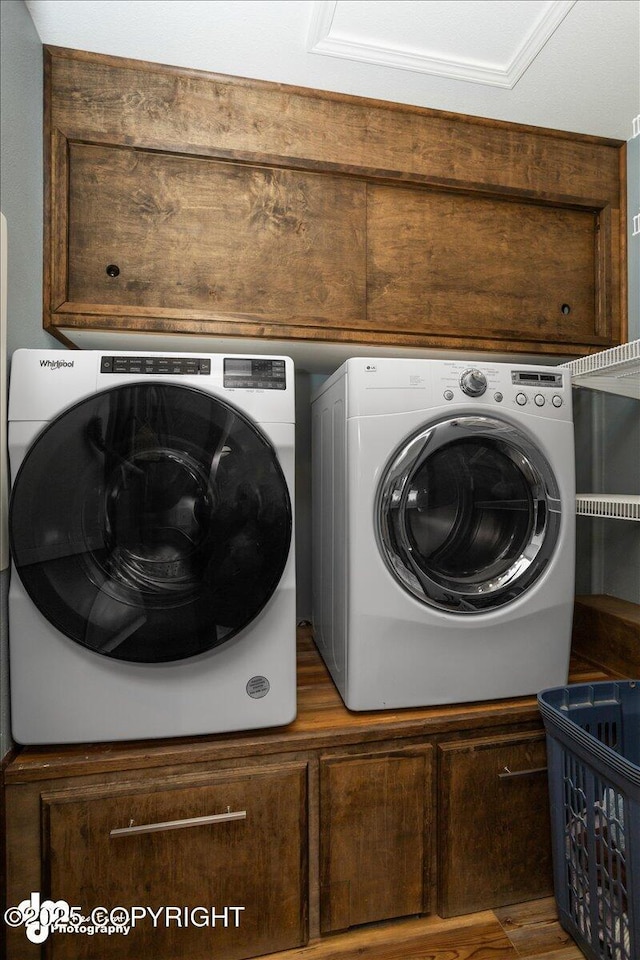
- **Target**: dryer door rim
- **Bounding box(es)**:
[375,414,562,614]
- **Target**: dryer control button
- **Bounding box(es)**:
[534,394,545,407]
[494,391,503,402]
[460,368,487,397]
[443,389,454,401]
[515,392,528,406]
[552,395,563,407]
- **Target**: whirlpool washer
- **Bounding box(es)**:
[8,349,296,743]
[312,357,575,710]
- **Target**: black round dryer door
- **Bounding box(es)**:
[9,383,292,662]
[376,415,562,613]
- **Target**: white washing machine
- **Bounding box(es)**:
[8,349,296,744]
[312,357,575,711]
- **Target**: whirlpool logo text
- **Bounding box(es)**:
[39,359,75,369]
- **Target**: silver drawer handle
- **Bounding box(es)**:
[110,808,247,838]
[499,765,547,780]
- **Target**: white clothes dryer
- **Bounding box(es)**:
[312,357,575,711]
[8,349,296,744]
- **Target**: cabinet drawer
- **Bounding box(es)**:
[30,763,308,960]
[320,746,433,933]
[438,730,553,917]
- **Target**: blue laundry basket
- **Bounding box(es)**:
[538,681,640,960]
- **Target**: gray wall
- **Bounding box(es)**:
[628,134,639,342]
[574,391,640,604]
[574,134,640,606]
[594,132,640,605]
[1,2,59,355]
[0,0,56,761]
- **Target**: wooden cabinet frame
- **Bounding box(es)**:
[43,46,627,356]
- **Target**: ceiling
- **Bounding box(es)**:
[24,0,640,140]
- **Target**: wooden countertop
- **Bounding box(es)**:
[4,624,611,784]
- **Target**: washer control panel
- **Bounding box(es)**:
[101,355,211,376]
[99,355,288,390]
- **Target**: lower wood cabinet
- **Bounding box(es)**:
[6,761,308,960]
[4,641,566,960]
[437,730,553,917]
[319,746,433,933]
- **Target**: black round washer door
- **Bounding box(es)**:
[9,382,292,662]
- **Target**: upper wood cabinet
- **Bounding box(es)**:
[44,46,627,356]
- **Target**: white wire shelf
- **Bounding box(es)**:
[560,339,640,399]
[565,341,640,521]
[576,494,640,521]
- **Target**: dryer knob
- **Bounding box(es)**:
[460,368,487,397]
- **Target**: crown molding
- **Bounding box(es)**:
[308,0,577,89]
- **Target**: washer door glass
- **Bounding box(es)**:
[376,416,561,613]
[9,383,292,662]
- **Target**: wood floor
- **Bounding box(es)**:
[264,897,584,960]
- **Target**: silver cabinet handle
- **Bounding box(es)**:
[110,808,247,838]
[498,765,547,780]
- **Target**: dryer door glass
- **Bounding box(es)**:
[376,415,562,613]
[9,383,292,662]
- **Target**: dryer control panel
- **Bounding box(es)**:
[321,357,571,421]
[440,362,568,415]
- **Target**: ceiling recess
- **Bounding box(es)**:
[308,0,577,89]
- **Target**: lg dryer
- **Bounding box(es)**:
[8,350,296,743]
[312,357,575,710]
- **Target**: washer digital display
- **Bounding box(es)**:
[224,358,287,389]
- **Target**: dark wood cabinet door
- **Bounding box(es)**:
[66,142,367,327]
[39,762,308,960]
[367,184,598,347]
[320,746,433,933]
[438,731,553,917]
